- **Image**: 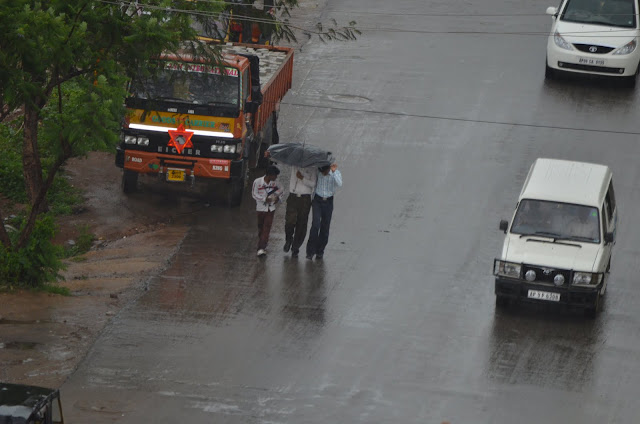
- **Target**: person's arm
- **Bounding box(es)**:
[252,178,266,203]
[299,167,317,191]
[331,168,342,188]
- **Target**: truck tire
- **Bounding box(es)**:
[226,176,244,207]
[122,170,138,194]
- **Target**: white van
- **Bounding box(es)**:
[545,0,640,87]
[493,158,617,317]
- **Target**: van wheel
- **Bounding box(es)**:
[495,295,510,309]
[122,170,138,193]
[584,294,600,319]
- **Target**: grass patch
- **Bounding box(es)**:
[40,284,71,296]
[63,224,95,258]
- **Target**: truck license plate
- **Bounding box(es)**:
[167,169,186,182]
[527,289,560,302]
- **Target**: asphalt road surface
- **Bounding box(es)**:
[62,0,640,422]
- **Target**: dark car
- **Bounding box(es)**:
[0,383,64,424]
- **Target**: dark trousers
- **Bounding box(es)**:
[306,196,333,257]
[257,210,275,250]
[285,194,312,252]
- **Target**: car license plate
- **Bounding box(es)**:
[527,289,560,302]
[166,168,186,182]
[578,57,605,66]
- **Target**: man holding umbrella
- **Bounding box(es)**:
[306,162,342,260]
[284,166,317,257]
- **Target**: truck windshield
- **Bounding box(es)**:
[510,199,601,243]
[561,0,636,28]
[131,62,240,106]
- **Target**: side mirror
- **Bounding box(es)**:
[499,220,509,233]
[604,232,614,244]
[546,6,558,16]
[245,101,259,114]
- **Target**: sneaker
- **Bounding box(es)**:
[291,249,299,258]
[257,249,266,257]
[283,240,292,253]
[315,254,323,260]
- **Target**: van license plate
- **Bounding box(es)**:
[527,290,560,302]
[167,169,186,182]
[578,57,605,66]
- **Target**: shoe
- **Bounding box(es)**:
[315,254,323,260]
[291,249,299,258]
[306,254,313,260]
[257,249,266,257]
[283,240,292,253]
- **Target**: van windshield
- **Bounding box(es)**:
[511,199,601,243]
[561,0,636,28]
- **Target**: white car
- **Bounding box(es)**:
[494,158,618,318]
[545,0,640,87]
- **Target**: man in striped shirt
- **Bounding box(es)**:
[306,163,343,260]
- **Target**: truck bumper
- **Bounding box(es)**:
[495,277,600,308]
[119,149,244,180]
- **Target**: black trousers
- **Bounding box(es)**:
[306,196,333,257]
[285,194,312,252]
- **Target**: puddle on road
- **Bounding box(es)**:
[1,341,41,350]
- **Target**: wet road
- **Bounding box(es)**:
[62,0,640,422]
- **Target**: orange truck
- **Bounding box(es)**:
[115,42,294,206]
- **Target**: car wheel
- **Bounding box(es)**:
[545,60,555,80]
[584,294,600,319]
[495,295,510,309]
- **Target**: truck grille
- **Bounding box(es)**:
[522,265,571,286]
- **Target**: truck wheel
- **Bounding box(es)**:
[226,176,244,207]
[122,170,138,193]
[584,294,600,319]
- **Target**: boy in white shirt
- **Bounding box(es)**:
[252,165,283,256]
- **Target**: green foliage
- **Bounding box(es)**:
[40,284,71,296]
[0,215,65,288]
[63,224,95,258]
[0,123,27,203]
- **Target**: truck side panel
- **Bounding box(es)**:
[254,47,294,134]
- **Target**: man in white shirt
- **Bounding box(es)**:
[283,166,317,258]
[252,165,283,256]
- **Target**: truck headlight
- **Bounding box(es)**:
[125,135,137,144]
[553,32,574,51]
[494,260,521,279]
[211,145,223,152]
[137,136,150,146]
[223,144,236,153]
[573,272,603,286]
[613,39,637,55]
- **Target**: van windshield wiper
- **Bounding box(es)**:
[519,231,561,239]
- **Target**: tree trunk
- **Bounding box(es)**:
[22,103,44,209]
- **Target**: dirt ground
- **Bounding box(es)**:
[0,151,192,389]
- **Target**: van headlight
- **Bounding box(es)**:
[613,39,637,55]
[494,260,521,279]
[573,272,603,286]
[223,144,236,153]
[553,32,574,51]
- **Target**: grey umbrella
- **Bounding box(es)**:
[266,143,333,168]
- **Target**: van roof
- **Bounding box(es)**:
[519,158,612,207]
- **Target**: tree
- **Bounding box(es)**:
[0,0,357,285]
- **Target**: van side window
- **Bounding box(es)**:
[602,202,609,229]
[605,180,616,218]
